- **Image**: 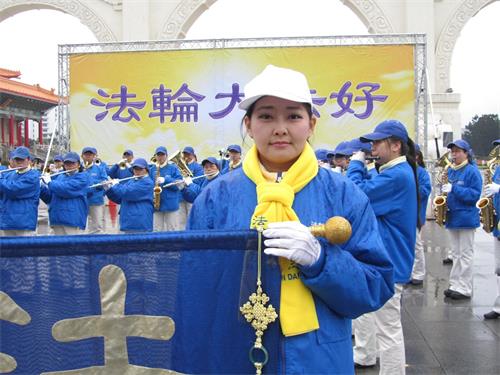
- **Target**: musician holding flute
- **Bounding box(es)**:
[0,146,40,236]
[181,65,393,374]
[40,152,89,235]
[181,156,221,204]
[105,158,154,233]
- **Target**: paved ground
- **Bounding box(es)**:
[36,204,500,374]
[356,222,500,375]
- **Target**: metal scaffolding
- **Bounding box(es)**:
[58,33,427,150]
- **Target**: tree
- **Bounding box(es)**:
[462,114,500,157]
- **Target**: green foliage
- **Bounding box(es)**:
[463,114,500,157]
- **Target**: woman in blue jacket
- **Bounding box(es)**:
[40,152,89,235]
[442,140,482,300]
[409,145,432,285]
[181,157,220,204]
[149,146,183,232]
[105,158,154,233]
[347,119,418,374]
[0,146,40,236]
[176,65,394,374]
[483,139,500,319]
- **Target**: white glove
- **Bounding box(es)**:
[442,183,452,193]
[111,178,120,186]
[485,182,500,197]
[156,176,165,184]
[41,173,51,185]
[351,150,366,163]
[318,161,331,170]
[332,166,342,174]
[263,221,321,267]
[184,176,193,186]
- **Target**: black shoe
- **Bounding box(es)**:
[354,362,376,369]
[483,311,500,320]
[442,258,453,265]
[448,290,471,300]
[410,279,423,286]
[444,288,452,297]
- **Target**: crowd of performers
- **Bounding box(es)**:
[1,64,499,374]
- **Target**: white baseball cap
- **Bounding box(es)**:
[238,65,313,111]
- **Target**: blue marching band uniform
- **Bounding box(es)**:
[3,127,499,372]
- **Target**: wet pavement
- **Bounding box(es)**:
[35,205,500,374]
[357,222,500,375]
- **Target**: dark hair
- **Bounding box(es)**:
[239,99,313,146]
[388,136,421,230]
[416,150,426,168]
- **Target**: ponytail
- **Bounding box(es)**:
[391,136,421,230]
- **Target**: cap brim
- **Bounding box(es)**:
[238,92,315,112]
[492,139,500,146]
[360,132,390,142]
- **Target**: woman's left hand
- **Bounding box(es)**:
[263,221,321,267]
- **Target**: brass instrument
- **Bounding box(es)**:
[476,145,500,233]
[218,148,230,160]
[433,151,452,226]
[150,155,157,164]
[118,159,128,170]
[94,158,102,166]
[83,160,93,170]
[168,150,193,177]
[153,162,162,210]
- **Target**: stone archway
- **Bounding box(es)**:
[158,0,393,40]
[435,0,496,93]
[0,0,117,42]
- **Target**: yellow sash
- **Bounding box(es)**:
[243,143,320,336]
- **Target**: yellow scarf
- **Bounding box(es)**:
[243,143,320,336]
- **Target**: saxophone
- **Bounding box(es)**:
[433,151,452,226]
[153,162,162,210]
[476,145,500,233]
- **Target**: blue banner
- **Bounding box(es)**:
[0,231,284,374]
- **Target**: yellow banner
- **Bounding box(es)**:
[70,44,415,162]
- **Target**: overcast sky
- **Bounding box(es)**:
[0,0,499,127]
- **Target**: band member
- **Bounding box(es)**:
[442,139,482,300]
[181,65,393,374]
[178,146,204,229]
[409,144,432,285]
[348,120,418,374]
[82,147,108,234]
[49,155,64,175]
[332,141,352,173]
[105,158,154,233]
[221,145,243,174]
[40,152,89,235]
[182,157,220,203]
[182,146,204,179]
[149,146,183,231]
[484,139,500,319]
[108,149,134,179]
[315,148,331,170]
[0,146,40,236]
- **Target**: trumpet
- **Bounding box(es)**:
[118,159,129,170]
[218,148,230,160]
[94,158,102,166]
